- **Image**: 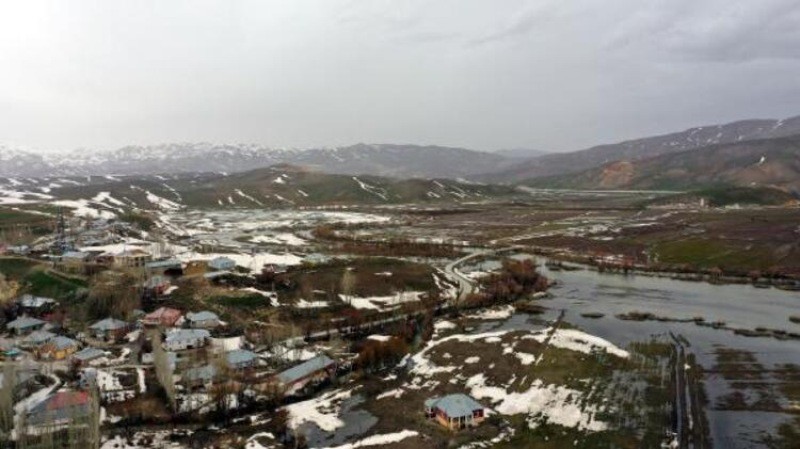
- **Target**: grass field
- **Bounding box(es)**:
[0,257,87,299]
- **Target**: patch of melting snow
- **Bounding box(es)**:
[145,191,182,210]
[312,430,419,449]
[352,177,388,201]
[250,233,307,246]
[466,305,515,320]
[240,287,280,307]
[466,374,608,431]
[295,298,329,309]
[340,292,423,310]
[523,328,629,359]
[284,388,355,432]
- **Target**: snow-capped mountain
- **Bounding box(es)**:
[0,143,511,179]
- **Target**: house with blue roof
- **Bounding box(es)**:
[225,349,259,370]
[71,347,107,366]
[19,330,56,349]
[6,316,47,335]
[209,256,236,271]
[185,311,222,329]
[275,354,336,393]
[425,394,486,430]
[183,364,218,387]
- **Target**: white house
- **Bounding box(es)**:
[163,329,210,351]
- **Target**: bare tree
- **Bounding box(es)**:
[340,268,356,306]
[0,361,15,440]
[151,330,177,411]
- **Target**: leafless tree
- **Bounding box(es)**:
[0,361,15,440]
[151,330,177,411]
[340,268,356,305]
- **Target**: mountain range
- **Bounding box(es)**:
[480,115,800,183]
[0,143,512,180]
[2,114,799,194]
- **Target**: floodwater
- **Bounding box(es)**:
[537,262,800,449]
[300,394,378,448]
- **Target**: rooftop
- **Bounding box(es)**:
[17,294,57,308]
[7,316,46,330]
[186,311,219,322]
[72,347,107,361]
[90,317,128,331]
[425,394,485,418]
[165,328,210,343]
[226,349,259,366]
[276,354,335,385]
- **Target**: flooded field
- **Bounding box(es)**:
[537,262,800,448]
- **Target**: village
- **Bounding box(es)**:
[0,203,565,449]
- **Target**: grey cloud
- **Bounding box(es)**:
[0,0,799,153]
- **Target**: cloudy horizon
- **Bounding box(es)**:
[2,0,800,154]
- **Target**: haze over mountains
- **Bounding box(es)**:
[2,114,799,195]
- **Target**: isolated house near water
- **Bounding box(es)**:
[425,394,486,430]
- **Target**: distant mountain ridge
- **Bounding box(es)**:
[4,164,520,211]
[480,114,800,183]
[0,143,512,180]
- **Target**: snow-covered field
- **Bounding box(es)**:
[395,323,629,432]
[339,291,423,311]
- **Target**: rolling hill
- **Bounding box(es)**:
[524,134,800,192]
[0,165,520,217]
[480,114,800,183]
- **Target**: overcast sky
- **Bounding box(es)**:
[2,0,800,153]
